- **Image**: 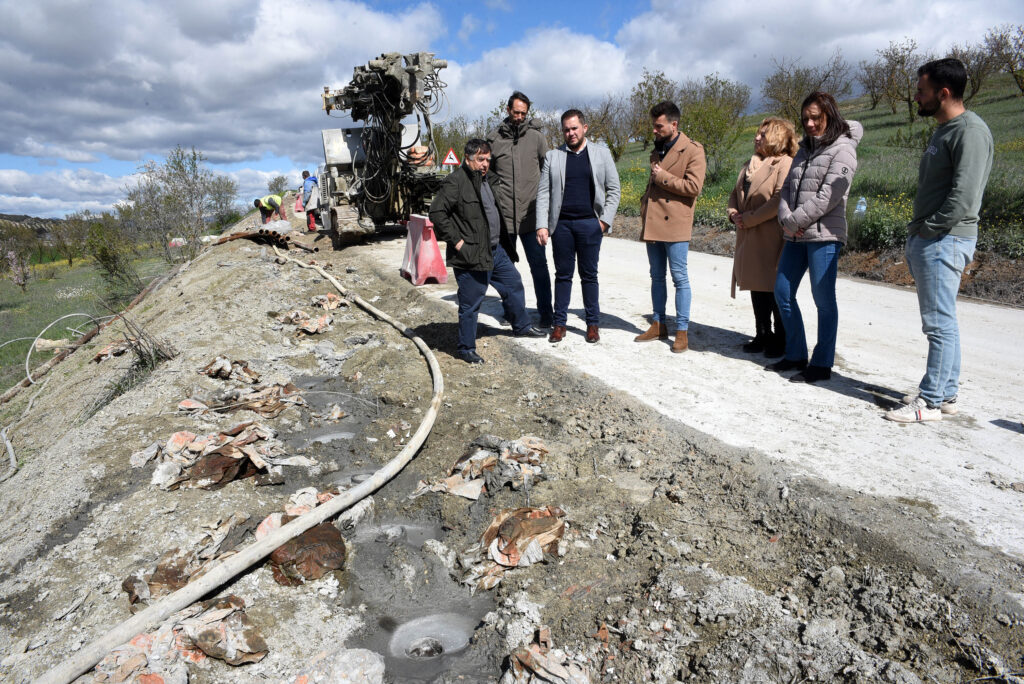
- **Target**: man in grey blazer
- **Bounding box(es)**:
[536,109,621,344]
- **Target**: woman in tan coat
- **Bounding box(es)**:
[728,117,799,357]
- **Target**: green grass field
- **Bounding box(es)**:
[0,253,170,392]
[617,74,1024,257]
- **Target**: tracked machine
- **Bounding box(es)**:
[319,52,448,243]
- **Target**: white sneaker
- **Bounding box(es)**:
[901,393,958,415]
[886,397,942,423]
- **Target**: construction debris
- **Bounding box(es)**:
[178,595,268,665]
[461,506,568,592]
[92,339,138,363]
[412,435,547,500]
[268,520,347,586]
[251,489,349,586]
[311,293,346,310]
[93,595,267,681]
[130,422,314,490]
[177,383,305,418]
[501,627,592,684]
[122,513,251,611]
[277,309,333,335]
[199,357,260,384]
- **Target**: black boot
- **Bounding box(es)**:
[745,292,771,353]
[742,334,766,353]
[764,298,786,358]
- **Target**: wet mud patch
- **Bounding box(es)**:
[343,518,498,681]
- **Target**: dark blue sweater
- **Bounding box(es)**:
[559,146,595,220]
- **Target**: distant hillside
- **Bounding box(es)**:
[0,214,62,237]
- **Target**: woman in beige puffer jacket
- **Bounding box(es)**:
[768,91,862,384]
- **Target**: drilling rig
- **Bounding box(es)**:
[318,52,448,242]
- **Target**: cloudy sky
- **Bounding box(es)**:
[0,0,1017,218]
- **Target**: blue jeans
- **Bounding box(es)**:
[774,241,840,368]
[520,230,553,324]
[551,217,603,326]
[905,233,976,406]
[452,244,531,353]
[646,241,691,330]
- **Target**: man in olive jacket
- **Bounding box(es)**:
[429,139,545,364]
[487,91,552,326]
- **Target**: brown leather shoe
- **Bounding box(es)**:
[548,325,566,343]
[586,325,600,343]
[672,330,688,353]
[634,321,668,342]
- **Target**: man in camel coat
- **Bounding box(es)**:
[635,101,706,352]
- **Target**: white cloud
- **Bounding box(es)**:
[0,165,302,219]
[445,28,633,117]
[0,0,444,168]
[0,195,118,218]
[0,168,125,202]
[458,14,480,43]
[13,138,99,163]
[615,0,1020,99]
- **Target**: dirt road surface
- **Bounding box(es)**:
[1,226,1022,683]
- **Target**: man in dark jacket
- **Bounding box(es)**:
[488,92,552,327]
[429,139,545,364]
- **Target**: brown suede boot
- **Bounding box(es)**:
[672,330,688,353]
[634,321,668,342]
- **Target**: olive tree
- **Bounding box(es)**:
[878,38,931,123]
[985,24,1024,96]
[761,49,852,125]
[0,223,35,292]
[629,68,678,150]
[857,59,887,110]
[679,74,750,181]
[267,175,289,196]
[948,41,999,102]
[52,212,91,266]
[207,174,240,227]
[582,94,633,162]
[124,146,214,262]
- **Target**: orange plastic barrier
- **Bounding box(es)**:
[401,214,448,286]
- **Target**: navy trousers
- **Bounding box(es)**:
[453,244,532,353]
[551,217,603,326]
[520,230,553,324]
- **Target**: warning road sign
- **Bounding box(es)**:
[441,148,460,166]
